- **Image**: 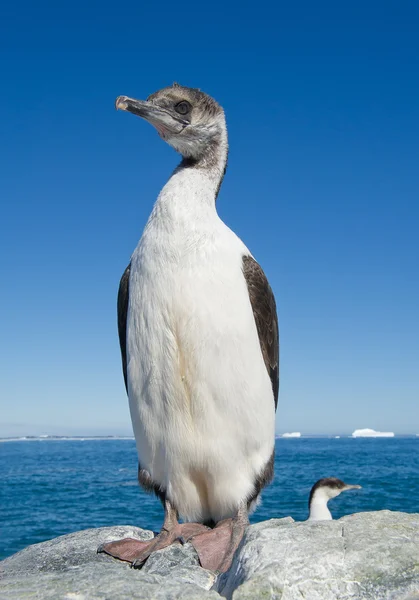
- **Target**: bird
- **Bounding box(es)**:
[307,477,362,521]
[98,83,279,573]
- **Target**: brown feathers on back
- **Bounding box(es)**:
[242,256,279,409]
[117,264,131,394]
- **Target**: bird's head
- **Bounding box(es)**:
[310,477,362,503]
[115,83,226,163]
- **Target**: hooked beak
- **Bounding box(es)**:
[115,95,188,137]
[343,484,362,491]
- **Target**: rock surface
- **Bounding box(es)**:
[217,511,419,600]
[1,511,419,599]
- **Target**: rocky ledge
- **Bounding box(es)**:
[1,511,419,599]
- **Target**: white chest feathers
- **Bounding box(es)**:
[125,166,276,523]
[307,489,333,521]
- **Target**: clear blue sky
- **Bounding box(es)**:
[1,1,418,436]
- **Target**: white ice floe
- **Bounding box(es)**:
[281,432,302,438]
[351,428,394,438]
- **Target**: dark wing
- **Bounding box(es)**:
[117,264,131,394]
[242,256,279,410]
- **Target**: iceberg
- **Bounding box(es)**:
[281,432,301,438]
[351,428,394,438]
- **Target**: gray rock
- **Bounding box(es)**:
[217,511,419,600]
[0,525,218,599]
[1,512,419,599]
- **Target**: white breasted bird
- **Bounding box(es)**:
[98,84,279,572]
[307,477,362,521]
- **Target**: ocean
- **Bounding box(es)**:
[1,437,418,560]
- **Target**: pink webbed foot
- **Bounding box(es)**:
[98,522,210,568]
[97,497,248,573]
[188,513,248,573]
[98,537,152,564]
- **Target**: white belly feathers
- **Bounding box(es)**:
[126,175,275,523]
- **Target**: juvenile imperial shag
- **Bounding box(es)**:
[99,83,279,572]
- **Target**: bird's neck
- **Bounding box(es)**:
[151,138,228,224]
[308,490,332,521]
[178,123,229,200]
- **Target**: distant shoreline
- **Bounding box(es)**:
[1,434,418,442]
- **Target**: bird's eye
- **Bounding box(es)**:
[175,101,191,115]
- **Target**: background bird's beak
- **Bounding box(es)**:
[115,96,188,137]
[343,484,362,491]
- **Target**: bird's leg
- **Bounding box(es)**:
[185,502,249,573]
[98,498,209,568]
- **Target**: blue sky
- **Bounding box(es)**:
[1,1,418,436]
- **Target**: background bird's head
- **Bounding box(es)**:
[309,477,362,503]
[116,83,226,162]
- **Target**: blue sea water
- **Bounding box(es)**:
[1,437,418,560]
